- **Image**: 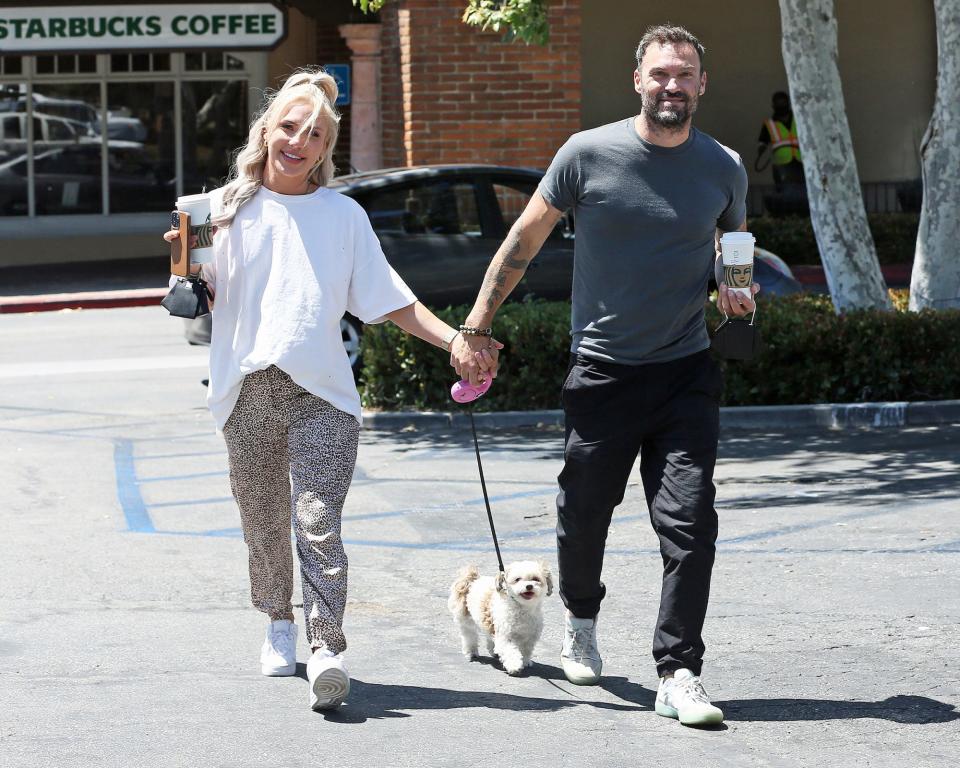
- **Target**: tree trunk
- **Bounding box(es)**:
[778,0,890,311]
[910,0,960,311]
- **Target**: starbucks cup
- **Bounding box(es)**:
[719,231,756,299]
[176,193,215,265]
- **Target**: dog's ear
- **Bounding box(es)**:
[495,571,507,593]
[539,560,554,596]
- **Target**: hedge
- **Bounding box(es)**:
[360,291,960,410]
[749,213,919,266]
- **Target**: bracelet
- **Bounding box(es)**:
[441,329,460,351]
[459,325,493,337]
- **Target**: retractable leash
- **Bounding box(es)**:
[450,378,505,574]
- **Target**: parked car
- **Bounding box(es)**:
[0,142,169,215]
[184,165,801,370]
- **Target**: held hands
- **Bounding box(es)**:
[450,331,504,387]
[717,282,760,317]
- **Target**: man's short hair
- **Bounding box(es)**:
[635,24,705,71]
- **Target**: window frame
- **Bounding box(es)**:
[0,52,258,218]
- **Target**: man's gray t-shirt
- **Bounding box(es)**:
[539,118,748,365]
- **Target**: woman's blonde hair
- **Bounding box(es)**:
[213,68,340,227]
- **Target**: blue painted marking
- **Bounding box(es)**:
[113,439,154,533]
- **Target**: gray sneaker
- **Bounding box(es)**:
[560,612,602,685]
[655,668,724,726]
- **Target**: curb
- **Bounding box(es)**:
[363,400,960,432]
[0,288,167,314]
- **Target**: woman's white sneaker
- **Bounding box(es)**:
[307,648,350,711]
[260,619,297,676]
[655,668,724,726]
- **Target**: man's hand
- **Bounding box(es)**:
[717,282,760,316]
[450,333,504,386]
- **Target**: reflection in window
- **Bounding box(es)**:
[361,181,481,236]
[0,83,28,215]
[181,80,247,194]
[107,81,174,212]
[32,83,101,214]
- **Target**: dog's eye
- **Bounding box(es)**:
[530,577,541,583]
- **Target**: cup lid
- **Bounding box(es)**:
[719,231,754,244]
[176,193,210,204]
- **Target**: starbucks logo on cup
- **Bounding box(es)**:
[192,213,216,249]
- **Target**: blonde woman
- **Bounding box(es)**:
[164,69,499,711]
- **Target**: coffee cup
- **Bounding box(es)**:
[719,231,756,299]
[176,193,215,265]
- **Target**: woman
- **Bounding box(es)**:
[164,69,498,711]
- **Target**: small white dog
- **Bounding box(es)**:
[448,560,553,675]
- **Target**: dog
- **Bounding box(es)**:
[448,560,553,675]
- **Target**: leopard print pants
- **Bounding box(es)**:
[222,366,359,654]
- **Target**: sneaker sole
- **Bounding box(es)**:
[655,701,724,726]
[560,660,601,686]
[310,667,350,711]
[261,662,296,677]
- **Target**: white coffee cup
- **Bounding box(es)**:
[719,231,756,299]
[176,193,215,265]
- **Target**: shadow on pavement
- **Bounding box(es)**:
[724,694,959,724]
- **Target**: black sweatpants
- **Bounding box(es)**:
[556,349,722,677]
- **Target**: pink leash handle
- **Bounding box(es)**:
[450,377,492,403]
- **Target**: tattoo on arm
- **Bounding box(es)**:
[482,219,531,313]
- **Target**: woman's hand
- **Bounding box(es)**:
[450,333,504,387]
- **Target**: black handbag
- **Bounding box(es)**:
[161,276,211,319]
[712,309,762,361]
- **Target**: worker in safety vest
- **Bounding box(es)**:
[756,91,804,189]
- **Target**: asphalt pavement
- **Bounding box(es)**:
[1,305,958,768]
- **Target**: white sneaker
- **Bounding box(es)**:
[260,619,297,677]
[560,612,602,685]
[655,668,724,726]
[307,648,350,711]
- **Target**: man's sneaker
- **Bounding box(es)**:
[559,612,602,685]
[655,668,724,726]
[260,619,297,677]
[307,648,350,711]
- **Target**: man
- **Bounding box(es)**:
[450,24,756,727]
[757,90,804,189]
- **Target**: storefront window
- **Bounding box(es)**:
[0,83,28,215]
[107,82,174,212]
[32,83,101,215]
[0,53,251,217]
[181,80,248,194]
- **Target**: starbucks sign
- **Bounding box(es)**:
[0,3,286,53]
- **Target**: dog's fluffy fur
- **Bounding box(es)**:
[448,560,553,675]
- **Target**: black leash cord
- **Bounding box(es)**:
[468,410,505,574]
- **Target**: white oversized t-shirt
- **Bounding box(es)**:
[199,185,416,430]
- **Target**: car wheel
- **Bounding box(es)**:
[341,315,363,374]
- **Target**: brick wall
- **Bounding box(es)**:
[381,0,581,170]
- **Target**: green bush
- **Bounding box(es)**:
[748,213,919,266]
[360,299,571,411]
[361,294,960,409]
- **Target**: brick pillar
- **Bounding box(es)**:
[338,23,384,172]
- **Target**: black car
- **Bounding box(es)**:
[185,165,800,368]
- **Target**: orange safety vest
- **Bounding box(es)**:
[764,117,801,164]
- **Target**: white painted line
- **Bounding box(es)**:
[0,355,208,379]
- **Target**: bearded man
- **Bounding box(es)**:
[451,24,758,727]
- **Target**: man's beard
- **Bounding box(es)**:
[642,91,698,129]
